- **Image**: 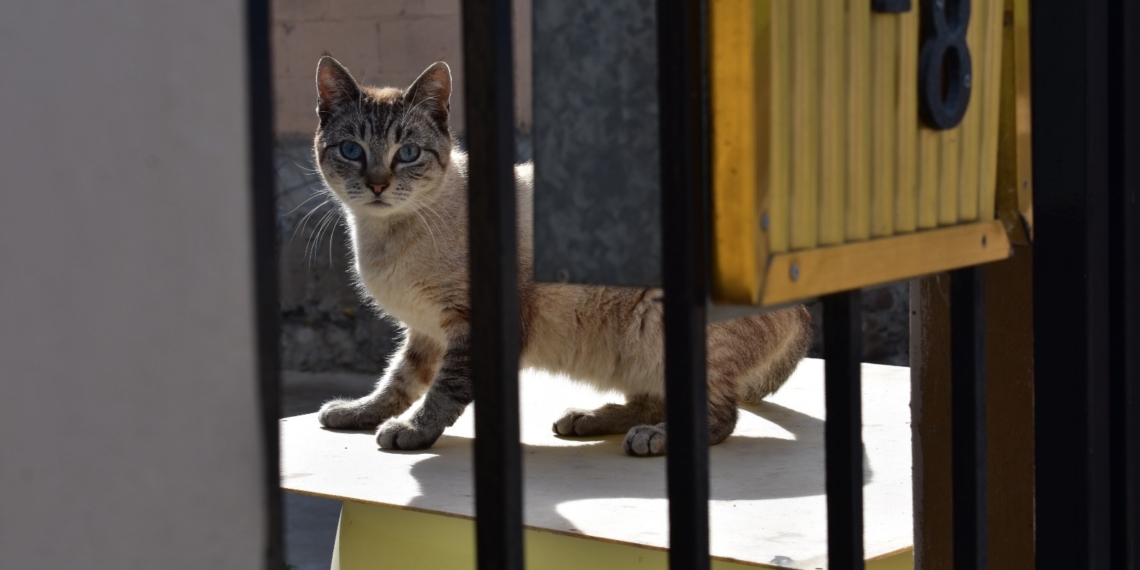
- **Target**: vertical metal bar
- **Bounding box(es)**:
[823,290,864,570]
[950,266,987,569]
[244,0,284,567]
[1032,0,1113,566]
[658,0,711,568]
[462,1,523,569]
[1108,0,1140,565]
[1125,4,1140,563]
[1108,0,1126,562]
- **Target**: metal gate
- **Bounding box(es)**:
[242,0,1140,567]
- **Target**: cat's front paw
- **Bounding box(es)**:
[552,408,602,436]
[317,398,383,430]
[376,419,441,450]
[623,423,666,456]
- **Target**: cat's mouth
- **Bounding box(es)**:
[365,198,391,208]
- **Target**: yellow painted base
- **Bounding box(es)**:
[330,500,914,570]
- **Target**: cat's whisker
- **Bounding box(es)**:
[408,205,439,254]
[313,206,341,261]
[414,194,451,237]
[289,198,332,245]
[412,194,447,233]
[291,160,322,175]
[328,212,344,268]
[310,212,336,268]
[306,206,339,266]
[281,191,326,218]
[419,201,450,241]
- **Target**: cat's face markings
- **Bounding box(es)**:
[314,57,453,217]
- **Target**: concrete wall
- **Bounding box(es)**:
[0,1,271,568]
[272,0,533,136]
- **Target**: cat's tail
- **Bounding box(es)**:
[739,306,813,404]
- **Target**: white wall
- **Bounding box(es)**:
[0,1,271,568]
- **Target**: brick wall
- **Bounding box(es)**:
[272,0,533,137]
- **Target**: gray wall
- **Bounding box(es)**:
[0,1,270,569]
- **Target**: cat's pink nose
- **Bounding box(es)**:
[369,182,389,196]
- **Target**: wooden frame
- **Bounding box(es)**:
[709,0,1028,307]
[762,220,1010,306]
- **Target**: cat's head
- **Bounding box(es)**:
[313,56,454,218]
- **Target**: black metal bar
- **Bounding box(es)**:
[950,266,987,569]
[462,1,523,569]
[658,0,711,568]
[1108,0,1140,566]
[1032,0,1114,566]
[1125,4,1140,563]
[244,0,283,567]
[823,290,864,570]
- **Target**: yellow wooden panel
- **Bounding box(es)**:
[870,12,897,237]
[845,0,872,242]
[710,0,768,304]
[761,221,1011,306]
[894,8,919,233]
[818,0,845,246]
[956,9,984,222]
[790,0,820,250]
[709,0,1012,307]
[332,501,779,570]
[914,0,941,234]
[916,120,941,229]
[938,133,961,225]
[332,500,916,570]
[868,548,917,570]
[976,0,1005,222]
[767,0,791,253]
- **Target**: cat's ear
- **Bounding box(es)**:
[315,56,362,116]
[404,61,452,124]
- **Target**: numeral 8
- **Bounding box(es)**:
[918,0,972,130]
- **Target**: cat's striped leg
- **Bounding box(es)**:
[552,394,665,437]
[376,334,473,450]
[317,331,441,430]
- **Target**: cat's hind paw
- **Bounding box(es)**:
[376,419,441,450]
[317,398,383,430]
[622,423,667,456]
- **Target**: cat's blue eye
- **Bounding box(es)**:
[340,141,364,161]
[397,144,421,163]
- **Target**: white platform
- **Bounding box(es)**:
[281,358,914,569]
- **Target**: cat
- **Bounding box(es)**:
[311,56,812,456]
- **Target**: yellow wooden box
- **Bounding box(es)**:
[710,0,1033,306]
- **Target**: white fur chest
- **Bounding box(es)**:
[348,214,460,343]
[355,254,447,341]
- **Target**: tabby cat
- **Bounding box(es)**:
[312,56,812,456]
